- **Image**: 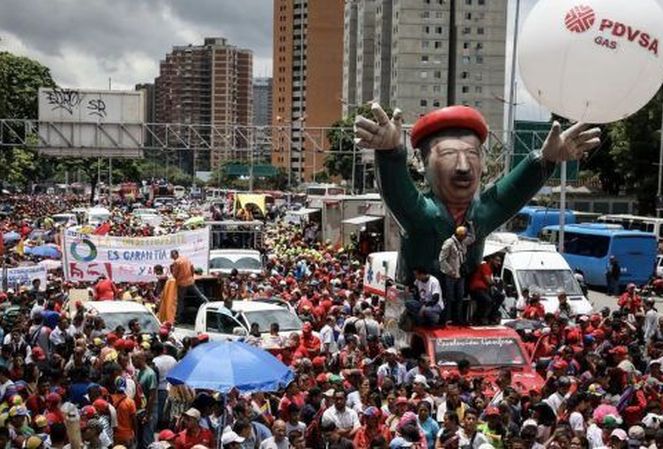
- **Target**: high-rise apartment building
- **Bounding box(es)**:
[155,37,253,172]
[272,0,344,183]
[253,78,273,126]
[344,0,507,132]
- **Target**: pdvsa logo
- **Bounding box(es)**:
[565,5,596,33]
[564,5,659,56]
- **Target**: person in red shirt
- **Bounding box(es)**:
[468,254,501,324]
[94,275,118,301]
[301,322,321,355]
[618,283,643,315]
[174,408,214,449]
[522,293,545,320]
[44,393,65,426]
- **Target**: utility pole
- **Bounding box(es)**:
[505,0,522,175]
[657,94,663,217]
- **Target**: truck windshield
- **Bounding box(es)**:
[210,257,262,271]
[100,312,160,334]
[434,337,525,366]
[516,269,582,296]
[506,213,531,234]
[244,309,303,333]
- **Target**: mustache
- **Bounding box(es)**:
[451,173,475,182]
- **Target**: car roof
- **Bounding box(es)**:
[506,249,570,271]
[85,301,151,314]
[210,249,261,257]
[415,325,520,339]
[206,300,287,312]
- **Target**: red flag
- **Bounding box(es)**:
[93,222,111,236]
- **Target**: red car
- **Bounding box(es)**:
[409,325,544,396]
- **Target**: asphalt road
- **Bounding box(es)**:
[587,288,663,312]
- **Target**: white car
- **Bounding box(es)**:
[83,301,161,334]
[209,249,264,275]
[657,255,663,278]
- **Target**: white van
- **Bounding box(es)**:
[488,235,593,316]
[363,251,398,297]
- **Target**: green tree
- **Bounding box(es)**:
[0,52,57,190]
[325,105,393,187]
[605,89,662,213]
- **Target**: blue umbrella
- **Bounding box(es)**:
[24,245,61,259]
[3,231,20,243]
[166,341,294,393]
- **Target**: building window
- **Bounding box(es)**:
[420,71,428,79]
[475,100,482,107]
[476,42,484,50]
[475,86,483,93]
[462,56,471,64]
[477,27,485,35]
[435,41,442,49]
[433,100,441,107]
[475,72,483,81]
[465,12,472,20]
[462,27,471,35]
[476,55,484,63]
[433,85,441,93]
[463,42,470,49]
[436,12,443,18]
[466,0,472,4]
[422,11,430,18]
[423,26,430,34]
[433,70,442,79]
[421,85,428,92]
[421,55,429,63]
[422,41,430,49]
[420,99,428,107]
[461,71,469,79]
[436,26,443,34]
[462,86,469,93]
[478,0,485,4]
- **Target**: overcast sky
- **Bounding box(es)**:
[0,0,660,123]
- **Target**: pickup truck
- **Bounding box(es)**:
[409,325,544,395]
[173,300,304,342]
[174,276,304,342]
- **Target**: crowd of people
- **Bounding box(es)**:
[0,194,661,449]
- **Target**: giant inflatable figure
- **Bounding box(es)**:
[354,104,601,284]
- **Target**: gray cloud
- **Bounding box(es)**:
[0,0,273,89]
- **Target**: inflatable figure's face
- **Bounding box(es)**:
[425,133,482,207]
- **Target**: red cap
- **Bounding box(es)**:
[158,429,177,442]
[485,406,500,416]
[316,373,329,384]
[410,105,489,149]
[312,356,326,368]
[81,405,96,420]
[611,346,628,356]
[197,333,209,343]
[31,347,46,361]
[46,392,61,403]
[92,399,109,414]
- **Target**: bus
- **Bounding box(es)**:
[597,214,663,242]
[506,207,577,238]
[540,223,657,288]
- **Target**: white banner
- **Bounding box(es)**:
[63,227,210,283]
[4,265,47,291]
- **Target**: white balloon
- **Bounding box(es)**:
[518,0,663,123]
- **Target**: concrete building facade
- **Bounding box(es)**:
[253,78,273,127]
[344,0,507,132]
[155,37,253,172]
[272,0,344,183]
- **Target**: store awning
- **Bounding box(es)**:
[290,208,320,216]
[342,215,383,225]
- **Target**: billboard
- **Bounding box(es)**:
[37,88,144,158]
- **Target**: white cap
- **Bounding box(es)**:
[221,430,246,445]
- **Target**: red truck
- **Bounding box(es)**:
[408,325,544,395]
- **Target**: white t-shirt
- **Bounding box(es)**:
[153,354,177,391]
[414,276,444,309]
[569,411,585,432]
[322,406,360,431]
